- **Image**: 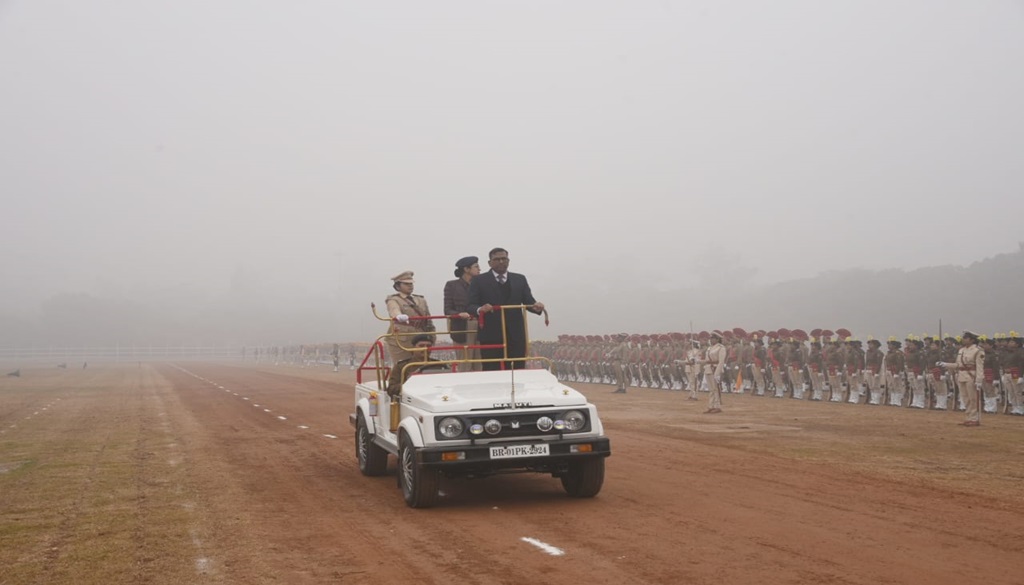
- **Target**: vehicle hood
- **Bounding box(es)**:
[400,369,588,412]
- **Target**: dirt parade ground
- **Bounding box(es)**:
[1,362,1022,585]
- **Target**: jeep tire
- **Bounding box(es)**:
[398,431,440,508]
[356,414,388,477]
[560,456,605,498]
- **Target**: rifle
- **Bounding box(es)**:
[902,366,912,408]
[952,375,960,411]
[880,367,890,406]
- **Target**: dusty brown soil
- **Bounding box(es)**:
[2,362,1022,584]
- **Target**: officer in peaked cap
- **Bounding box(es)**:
[937,331,984,425]
[385,270,436,365]
[608,333,630,394]
[700,332,726,413]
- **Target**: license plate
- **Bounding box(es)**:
[489,443,550,459]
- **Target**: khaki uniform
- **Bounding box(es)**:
[704,342,727,410]
[385,292,435,364]
[457,318,482,371]
[942,343,984,423]
[607,341,629,392]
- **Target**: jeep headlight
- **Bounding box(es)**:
[562,410,586,432]
[536,416,554,432]
[484,419,502,435]
[438,417,464,439]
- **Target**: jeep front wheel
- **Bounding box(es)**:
[398,432,440,508]
[356,414,388,476]
[560,456,605,498]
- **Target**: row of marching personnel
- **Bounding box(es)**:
[533,327,1024,417]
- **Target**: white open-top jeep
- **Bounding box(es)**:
[348,304,611,508]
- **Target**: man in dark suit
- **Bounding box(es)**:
[467,247,545,371]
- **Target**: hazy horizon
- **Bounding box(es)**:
[2,1,1022,344]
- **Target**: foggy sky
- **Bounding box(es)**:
[2,1,1023,343]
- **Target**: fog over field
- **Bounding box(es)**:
[1,1,1022,345]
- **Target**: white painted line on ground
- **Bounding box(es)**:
[521,537,565,556]
[242,397,249,400]
[277,416,287,420]
[323,434,338,439]
[263,409,271,413]
[298,425,309,430]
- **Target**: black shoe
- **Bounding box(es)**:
[612,388,627,394]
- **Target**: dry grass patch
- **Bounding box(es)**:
[0,366,210,585]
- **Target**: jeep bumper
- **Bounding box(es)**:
[416,437,611,474]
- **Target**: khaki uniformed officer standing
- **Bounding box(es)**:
[938,331,984,426]
[702,332,727,414]
[607,334,629,394]
[385,271,435,365]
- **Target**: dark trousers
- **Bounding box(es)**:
[481,339,527,371]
